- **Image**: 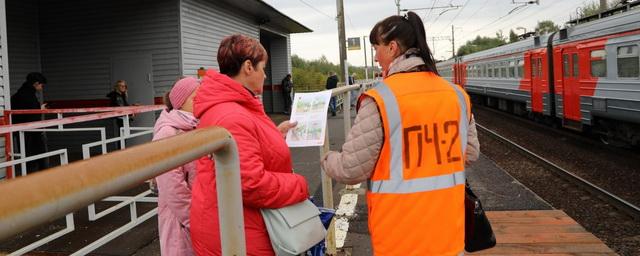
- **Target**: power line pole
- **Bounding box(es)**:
[396,0,401,15]
[599,0,607,12]
[363,36,368,80]
[336,0,347,82]
[451,25,455,58]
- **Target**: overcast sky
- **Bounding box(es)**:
[263,0,595,67]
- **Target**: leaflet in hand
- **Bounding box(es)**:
[286,90,332,147]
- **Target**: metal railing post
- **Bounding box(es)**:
[213,138,246,256]
[320,127,336,255]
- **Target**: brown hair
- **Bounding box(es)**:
[217,34,268,77]
[369,11,438,74]
[114,80,126,90]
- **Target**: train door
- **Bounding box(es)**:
[561,48,581,121]
[530,52,544,113]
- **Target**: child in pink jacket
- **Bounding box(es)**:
[153,77,200,256]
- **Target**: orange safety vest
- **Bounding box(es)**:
[363,72,471,256]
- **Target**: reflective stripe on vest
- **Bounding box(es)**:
[369,81,469,194]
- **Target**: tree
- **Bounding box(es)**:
[508,29,519,43]
[535,20,560,35]
[456,35,507,56]
[576,0,626,19]
[291,55,368,91]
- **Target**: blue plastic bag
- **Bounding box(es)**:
[306,207,336,256]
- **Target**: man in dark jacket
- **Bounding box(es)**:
[326,72,339,116]
[11,72,49,174]
[281,74,293,114]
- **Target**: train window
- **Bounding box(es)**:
[532,59,538,78]
[538,58,543,78]
[488,64,493,78]
[572,54,579,77]
[563,54,570,77]
[590,50,607,77]
[509,61,516,78]
[617,45,639,78]
[502,62,508,78]
[483,64,487,77]
[517,59,524,78]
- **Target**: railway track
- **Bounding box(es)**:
[476,123,640,221]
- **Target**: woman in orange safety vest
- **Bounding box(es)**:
[321,11,480,255]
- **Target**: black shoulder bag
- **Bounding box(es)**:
[465,183,497,252]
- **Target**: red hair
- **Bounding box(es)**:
[217,34,268,76]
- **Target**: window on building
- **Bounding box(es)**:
[572,53,579,78]
[590,50,607,77]
[563,54,570,77]
[617,45,639,78]
[517,59,524,78]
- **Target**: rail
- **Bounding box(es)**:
[0,127,246,255]
[477,124,640,221]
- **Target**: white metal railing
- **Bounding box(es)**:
[0,106,164,255]
[0,127,245,255]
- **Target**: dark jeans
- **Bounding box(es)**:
[329,97,336,115]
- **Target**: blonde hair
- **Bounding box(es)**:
[114,80,127,90]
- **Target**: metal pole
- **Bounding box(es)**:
[363,36,368,80]
[599,0,607,12]
[336,0,347,81]
[213,139,246,256]
[396,0,401,15]
[343,60,351,134]
[451,25,455,58]
[320,128,336,254]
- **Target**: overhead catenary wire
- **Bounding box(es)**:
[435,0,471,36]
[297,0,335,21]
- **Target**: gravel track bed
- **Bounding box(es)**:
[475,109,640,256]
[474,107,640,207]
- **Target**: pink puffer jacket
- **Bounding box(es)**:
[153,109,198,256]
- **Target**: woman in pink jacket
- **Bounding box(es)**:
[153,77,200,256]
[190,34,309,256]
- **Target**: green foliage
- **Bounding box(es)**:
[509,29,519,43]
[535,20,560,35]
[456,35,507,56]
[291,54,372,92]
[576,0,627,18]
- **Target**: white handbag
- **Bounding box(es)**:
[261,200,327,256]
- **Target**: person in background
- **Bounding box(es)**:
[11,72,49,174]
[321,12,479,255]
[348,73,358,109]
[106,80,131,133]
[107,80,129,107]
[153,77,200,256]
[190,34,309,256]
[325,71,339,116]
[281,74,293,114]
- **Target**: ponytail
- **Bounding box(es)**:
[369,11,438,74]
[406,12,438,74]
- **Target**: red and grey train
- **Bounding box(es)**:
[438,5,640,146]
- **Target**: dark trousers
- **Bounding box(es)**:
[14,132,49,175]
[329,97,337,116]
[283,90,292,113]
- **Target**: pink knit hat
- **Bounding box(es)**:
[170,77,200,109]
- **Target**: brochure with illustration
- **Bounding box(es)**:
[286,90,332,147]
